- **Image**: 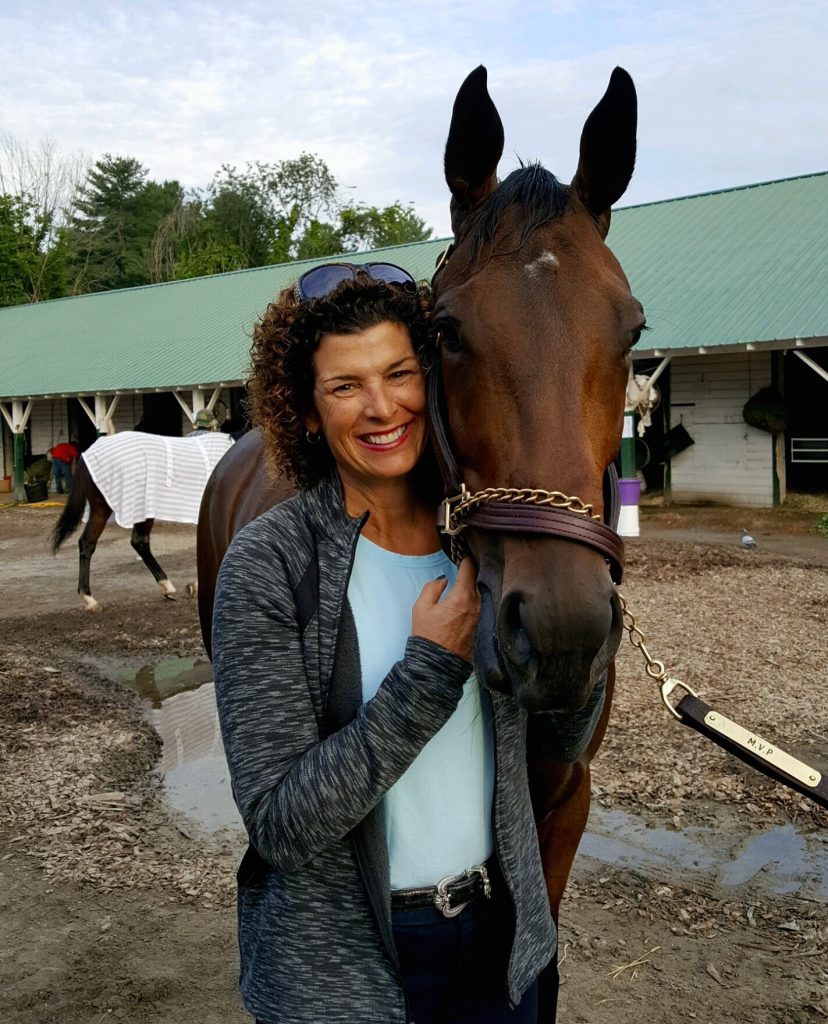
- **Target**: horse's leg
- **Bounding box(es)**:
[131,519,176,599]
[78,495,112,612]
[528,663,616,1022]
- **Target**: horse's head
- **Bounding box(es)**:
[432,66,642,713]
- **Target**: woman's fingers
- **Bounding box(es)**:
[411,561,479,660]
[413,574,448,611]
[446,557,477,603]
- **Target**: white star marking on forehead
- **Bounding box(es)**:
[524,251,560,277]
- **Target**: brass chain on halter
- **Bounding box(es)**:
[442,484,601,534]
[616,591,700,720]
[441,484,602,561]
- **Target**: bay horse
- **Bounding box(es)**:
[52,430,234,610]
[197,66,639,1019]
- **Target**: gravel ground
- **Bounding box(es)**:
[1,500,826,1023]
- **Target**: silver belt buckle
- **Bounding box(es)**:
[433,863,492,919]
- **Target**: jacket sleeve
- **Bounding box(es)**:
[212,529,471,873]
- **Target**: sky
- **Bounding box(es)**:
[1,0,826,238]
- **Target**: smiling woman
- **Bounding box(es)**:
[210,260,609,1023]
[304,321,429,512]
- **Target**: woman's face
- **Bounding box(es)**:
[304,320,427,491]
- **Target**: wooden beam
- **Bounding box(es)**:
[793,349,828,386]
[173,391,194,420]
[0,403,14,433]
[77,396,96,425]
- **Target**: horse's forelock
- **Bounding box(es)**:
[459,163,570,266]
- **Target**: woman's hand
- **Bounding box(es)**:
[412,558,480,661]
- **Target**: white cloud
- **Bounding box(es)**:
[0,0,825,237]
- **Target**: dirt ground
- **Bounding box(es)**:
[1,498,826,1023]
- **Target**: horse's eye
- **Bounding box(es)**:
[629,322,649,349]
[436,323,463,354]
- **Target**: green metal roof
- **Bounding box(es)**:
[0,239,448,400]
[2,172,828,400]
[609,172,828,357]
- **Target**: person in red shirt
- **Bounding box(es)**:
[50,440,79,495]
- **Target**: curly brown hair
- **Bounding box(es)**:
[248,276,435,489]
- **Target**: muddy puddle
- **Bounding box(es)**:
[84,654,828,899]
[581,806,828,900]
[86,655,242,833]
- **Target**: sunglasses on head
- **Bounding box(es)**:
[294,262,416,302]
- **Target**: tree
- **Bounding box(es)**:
[0,195,39,306]
[0,132,88,302]
[204,154,340,265]
[339,201,431,252]
[294,219,345,262]
[177,156,431,269]
[67,155,183,292]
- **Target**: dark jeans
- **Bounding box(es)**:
[256,886,555,1024]
[392,887,543,1024]
[52,459,72,494]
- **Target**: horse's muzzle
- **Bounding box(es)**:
[475,573,623,713]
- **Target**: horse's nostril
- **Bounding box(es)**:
[499,592,534,668]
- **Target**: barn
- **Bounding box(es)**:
[2,172,826,503]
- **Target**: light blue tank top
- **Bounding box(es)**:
[347,534,495,889]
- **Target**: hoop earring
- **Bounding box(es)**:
[305,429,322,445]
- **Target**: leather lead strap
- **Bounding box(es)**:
[676,694,828,809]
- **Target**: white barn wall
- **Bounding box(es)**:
[669,352,774,506]
[29,398,69,455]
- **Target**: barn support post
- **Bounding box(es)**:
[77,397,95,429]
[0,400,35,501]
[93,394,117,436]
[191,389,205,418]
[172,390,195,427]
[103,394,120,434]
[618,365,640,537]
[617,412,640,537]
[77,395,118,437]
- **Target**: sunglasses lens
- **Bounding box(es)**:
[298,264,354,300]
[364,263,415,286]
[296,262,415,301]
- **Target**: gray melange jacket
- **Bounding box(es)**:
[213,474,603,1024]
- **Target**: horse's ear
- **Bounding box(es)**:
[571,67,637,237]
[444,66,505,223]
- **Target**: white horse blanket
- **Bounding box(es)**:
[83,431,234,527]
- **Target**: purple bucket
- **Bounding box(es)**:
[618,477,641,506]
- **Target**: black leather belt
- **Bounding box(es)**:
[391,861,494,918]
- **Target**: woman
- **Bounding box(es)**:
[212,265,556,1024]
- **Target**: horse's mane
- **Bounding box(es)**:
[464,162,570,264]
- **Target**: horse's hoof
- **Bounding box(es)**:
[81,594,102,612]
[158,580,177,601]
[185,582,198,598]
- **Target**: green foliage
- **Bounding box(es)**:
[0,194,38,305]
[0,144,433,304]
[0,193,67,305]
[294,219,345,261]
[812,514,828,539]
[339,201,431,251]
[173,240,248,280]
[67,155,184,292]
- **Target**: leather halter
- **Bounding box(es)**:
[428,245,625,583]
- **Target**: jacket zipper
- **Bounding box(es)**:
[329,512,413,1023]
